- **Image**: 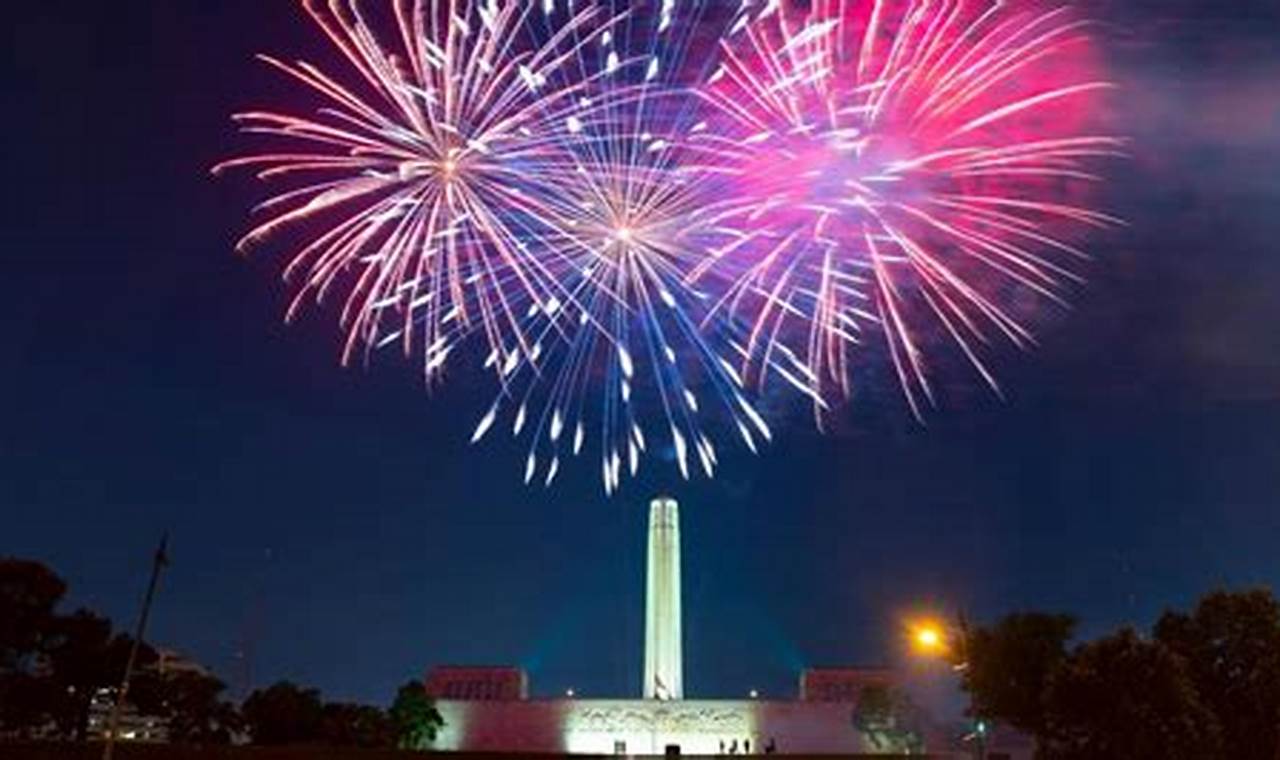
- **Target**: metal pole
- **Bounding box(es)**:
[102,533,169,760]
[956,613,985,760]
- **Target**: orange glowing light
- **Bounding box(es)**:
[910,620,948,655]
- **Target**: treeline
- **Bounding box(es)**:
[958,588,1280,760]
[241,681,442,749]
[0,558,442,748]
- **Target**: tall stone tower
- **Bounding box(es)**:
[643,496,683,700]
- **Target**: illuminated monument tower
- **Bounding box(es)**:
[643,496,683,700]
[427,491,925,754]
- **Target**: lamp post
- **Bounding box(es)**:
[907,615,985,760]
[103,534,169,760]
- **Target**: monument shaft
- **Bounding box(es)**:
[644,496,682,699]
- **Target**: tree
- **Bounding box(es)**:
[1155,588,1280,760]
[852,683,924,754]
[43,609,156,741]
[132,670,241,744]
[1039,628,1222,760]
[389,681,444,750]
[960,612,1076,741]
[320,702,394,748]
[0,559,67,737]
[242,681,323,745]
[0,557,247,746]
[0,559,66,671]
[0,672,61,739]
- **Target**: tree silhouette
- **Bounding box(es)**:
[320,702,394,748]
[1040,628,1222,759]
[242,681,323,745]
[43,610,156,740]
[852,683,923,753]
[0,558,67,736]
[960,612,1076,741]
[389,681,444,750]
[1155,588,1280,760]
[132,670,241,744]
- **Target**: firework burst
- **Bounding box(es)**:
[693,0,1124,421]
[466,2,776,494]
[214,0,629,381]
[219,0,1123,491]
[470,117,777,494]
[219,0,772,491]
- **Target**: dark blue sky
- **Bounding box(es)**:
[5,1,1279,708]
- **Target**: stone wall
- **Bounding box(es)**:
[433,698,887,755]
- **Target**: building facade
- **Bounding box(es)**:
[800,667,895,703]
[425,665,529,701]
[431,697,879,755]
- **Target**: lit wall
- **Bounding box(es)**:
[433,698,885,755]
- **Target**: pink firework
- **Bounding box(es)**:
[692,0,1124,421]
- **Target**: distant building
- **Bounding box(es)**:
[424,496,945,755]
[86,648,212,744]
[153,647,212,679]
[425,666,528,701]
[87,687,167,743]
[799,667,895,702]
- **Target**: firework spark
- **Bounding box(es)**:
[470,118,776,494]
[219,0,1123,491]
[693,0,1123,422]
[214,0,629,382]
[219,0,771,491]
[466,3,776,494]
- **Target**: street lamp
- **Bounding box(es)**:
[910,620,947,656]
[906,615,984,760]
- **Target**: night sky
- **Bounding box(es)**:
[5,1,1279,710]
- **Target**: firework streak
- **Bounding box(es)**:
[694,0,1123,424]
[218,0,1121,491]
[213,0,631,378]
